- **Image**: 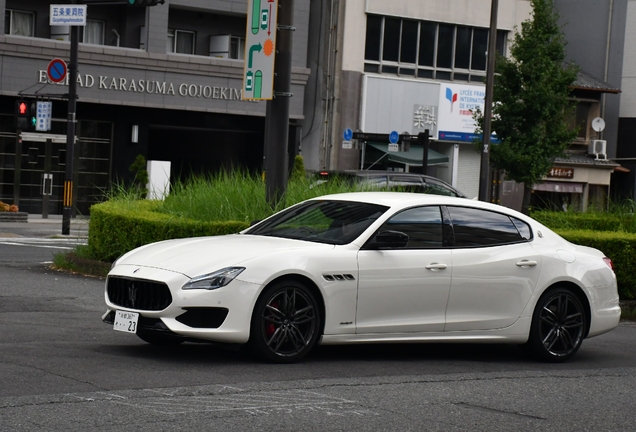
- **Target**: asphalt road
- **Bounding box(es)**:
[1,221,636,431]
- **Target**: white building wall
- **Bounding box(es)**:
[456,144,482,199]
[620,0,636,117]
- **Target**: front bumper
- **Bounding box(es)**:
[104,265,261,344]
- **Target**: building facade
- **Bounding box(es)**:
[617,0,636,200]
[0,0,310,215]
[553,0,628,209]
[302,0,533,199]
[302,0,626,207]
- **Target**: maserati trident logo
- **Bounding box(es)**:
[128,283,138,308]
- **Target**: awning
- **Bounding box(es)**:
[366,143,449,166]
[533,182,584,193]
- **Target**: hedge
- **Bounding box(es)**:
[532,211,627,232]
[556,229,636,299]
[88,200,249,262]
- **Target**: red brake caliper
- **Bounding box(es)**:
[266,301,278,337]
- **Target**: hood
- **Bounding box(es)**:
[115,234,334,277]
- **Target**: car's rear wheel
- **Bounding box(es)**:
[525,287,586,362]
[250,280,321,363]
[137,330,184,346]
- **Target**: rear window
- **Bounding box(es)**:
[447,206,526,247]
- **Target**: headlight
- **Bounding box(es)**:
[182,267,246,290]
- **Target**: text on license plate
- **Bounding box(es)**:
[114,310,139,333]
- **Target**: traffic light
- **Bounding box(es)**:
[127,0,164,6]
[15,100,30,130]
[14,100,37,131]
[29,102,37,131]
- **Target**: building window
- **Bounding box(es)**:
[167,29,195,54]
[229,36,245,60]
[5,10,34,36]
[82,20,105,45]
[364,14,508,82]
[566,101,595,141]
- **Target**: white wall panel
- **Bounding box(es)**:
[620,0,636,117]
[456,144,481,199]
[365,0,530,30]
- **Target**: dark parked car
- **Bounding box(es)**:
[312,170,466,198]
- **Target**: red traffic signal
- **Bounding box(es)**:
[15,100,29,116]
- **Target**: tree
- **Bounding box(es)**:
[474,0,578,213]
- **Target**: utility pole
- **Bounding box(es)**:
[62,22,79,235]
[419,131,430,176]
[478,0,499,202]
[264,0,294,207]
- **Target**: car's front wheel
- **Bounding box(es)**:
[525,287,587,362]
[249,279,321,363]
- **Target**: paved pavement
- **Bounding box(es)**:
[0,214,89,239]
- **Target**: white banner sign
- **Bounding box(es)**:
[50,5,87,26]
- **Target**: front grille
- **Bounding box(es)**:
[107,276,172,311]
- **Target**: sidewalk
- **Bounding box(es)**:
[0,214,89,239]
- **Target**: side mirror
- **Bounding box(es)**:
[367,230,409,249]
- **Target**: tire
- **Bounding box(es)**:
[525,287,587,362]
[137,330,184,346]
[249,279,321,363]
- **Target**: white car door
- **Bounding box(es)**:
[443,206,542,331]
[356,206,451,333]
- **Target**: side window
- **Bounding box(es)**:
[447,206,524,247]
[382,206,443,249]
[511,217,532,240]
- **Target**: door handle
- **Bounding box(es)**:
[425,263,447,270]
[516,260,537,267]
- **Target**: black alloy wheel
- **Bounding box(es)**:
[250,280,321,363]
[526,287,586,362]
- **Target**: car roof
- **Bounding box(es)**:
[308,191,530,220]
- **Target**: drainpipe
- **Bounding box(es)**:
[601,0,614,133]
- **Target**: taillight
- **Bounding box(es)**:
[603,257,614,271]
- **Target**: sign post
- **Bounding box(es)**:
[46,58,67,83]
[242,0,278,100]
[388,130,399,152]
[51,4,86,235]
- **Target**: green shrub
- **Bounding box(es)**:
[556,229,636,299]
[532,211,624,232]
[87,200,248,262]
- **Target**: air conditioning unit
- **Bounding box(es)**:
[588,139,607,160]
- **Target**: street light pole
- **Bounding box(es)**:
[478,0,499,202]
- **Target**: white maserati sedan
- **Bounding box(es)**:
[103,192,620,363]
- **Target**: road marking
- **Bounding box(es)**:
[63,387,372,417]
[0,238,86,250]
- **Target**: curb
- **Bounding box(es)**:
[0,212,28,222]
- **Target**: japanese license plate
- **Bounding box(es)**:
[113,310,139,333]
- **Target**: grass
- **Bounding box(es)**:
[52,245,111,277]
[156,171,359,223]
[531,199,636,232]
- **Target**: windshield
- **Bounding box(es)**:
[245,200,389,245]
